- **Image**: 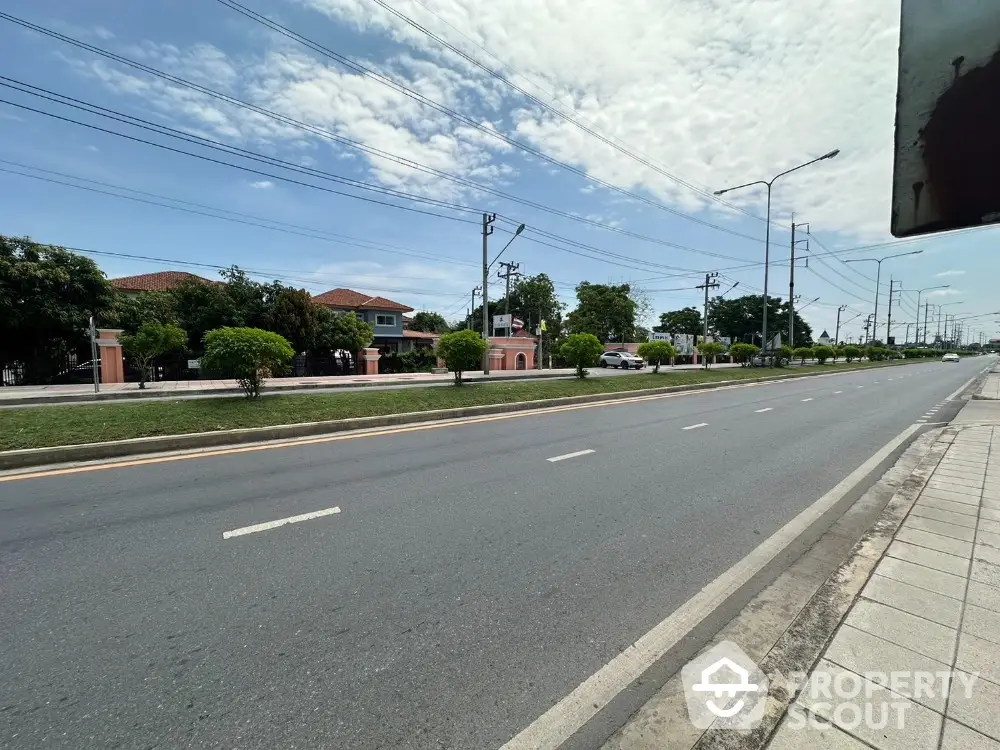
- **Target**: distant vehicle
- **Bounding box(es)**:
[599,351,645,369]
[942,353,960,362]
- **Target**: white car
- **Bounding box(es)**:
[942,353,960,362]
[599,351,645,369]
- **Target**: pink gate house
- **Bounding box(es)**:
[486,331,537,370]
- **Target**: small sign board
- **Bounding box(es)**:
[188,359,201,369]
[492,314,512,330]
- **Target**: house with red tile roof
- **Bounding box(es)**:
[312,288,435,353]
[110,271,214,295]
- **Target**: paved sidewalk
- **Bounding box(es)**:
[767,424,1000,749]
[976,368,1000,400]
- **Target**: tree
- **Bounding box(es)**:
[313,308,374,373]
[730,342,759,367]
[107,291,179,335]
[408,311,450,333]
[842,345,862,363]
[0,235,114,384]
[218,266,270,329]
[654,307,702,336]
[708,294,813,349]
[172,277,237,353]
[813,345,835,364]
[637,340,676,373]
[793,346,815,365]
[436,329,487,385]
[265,288,319,354]
[560,333,604,378]
[201,327,295,398]
[697,340,725,368]
[120,323,187,389]
[565,283,637,343]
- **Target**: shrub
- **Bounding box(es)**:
[560,333,604,378]
[201,327,295,398]
[730,342,759,367]
[773,344,794,367]
[813,345,835,364]
[793,346,814,365]
[842,345,862,363]
[636,340,676,373]
[436,329,487,385]
[697,340,726,369]
[832,346,843,362]
[120,322,187,389]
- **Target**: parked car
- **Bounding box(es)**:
[942,353,960,362]
[599,351,645,369]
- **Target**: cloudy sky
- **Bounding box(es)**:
[1,0,996,343]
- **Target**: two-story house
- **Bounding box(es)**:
[312,288,434,354]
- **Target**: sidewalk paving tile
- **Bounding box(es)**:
[903,516,976,543]
[933,470,986,486]
[941,720,1000,750]
[972,559,1000,588]
[983,498,1000,511]
[945,670,1000,742]
[981,509,1000,523]
[962,605,1000,647]
[956,632,1000,685]
[862,574,964,628]
[916,496,979,517]
[979,529,1000,549]
[824,625,950,711]
[926,480,982,497]
[844,599,957,662]
[896,527,974,557]
[886,540,970,577]
[796,659,942,750]
[921,487,980,507]
[975,544,1000,566]
[967,580,1000,614]
[871,560,965,602]
[768,719,873,750]
[980,518,1000,535]
[909,504,979,528]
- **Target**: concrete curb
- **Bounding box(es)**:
[0,362,919,471]
[0,371,575,406]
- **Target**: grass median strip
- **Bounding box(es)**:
[0,360,920,451]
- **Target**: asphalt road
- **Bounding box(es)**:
[0,357,988,749]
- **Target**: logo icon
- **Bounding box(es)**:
[681,641,768,729]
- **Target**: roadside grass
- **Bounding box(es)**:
[0,359,921,451]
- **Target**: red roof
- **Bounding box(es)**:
[111,271,214,293]
[401,329,438,339]
[312,287,414,312]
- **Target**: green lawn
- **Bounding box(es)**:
[0,359,919,451]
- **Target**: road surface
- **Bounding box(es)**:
[0,358,988,748]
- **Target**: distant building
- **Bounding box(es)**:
[110,271,214,295]
[312,287,431,354]
[817,330,832,346]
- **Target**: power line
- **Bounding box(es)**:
[0,161,479,268]
[211,0,769,245]
[0,14,761,266]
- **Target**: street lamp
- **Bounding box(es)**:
[489,223,525,269]
[898,285,950,344]
[934,301,963,347]
[483,219,525,374]
[714,149,840,358]
[844,250,923,343]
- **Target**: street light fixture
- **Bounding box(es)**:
[898,285,950,344]
[843,250,923,343]
[713,149,840,358]
[489,223,525,269]
[482,219,525,374]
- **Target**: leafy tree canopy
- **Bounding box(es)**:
[654,307,702,336]
[408,311,450,333]
[565,282,637,343]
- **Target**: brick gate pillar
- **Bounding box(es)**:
[96,328,125,384]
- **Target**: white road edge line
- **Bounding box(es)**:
[500,423,923,750]
[546,449,596,463]
[754,408,773,413]
[223,506,341,539]
[682,423,709,430]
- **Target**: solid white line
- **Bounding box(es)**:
[546,449,595,463]
[223,506,341,539]
[801,398,814,402]
[682,422,709,430]
[754,408,773,413]
[500,423,924,750]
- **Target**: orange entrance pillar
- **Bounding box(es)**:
[362,348,381,375]
[96,328,125,384]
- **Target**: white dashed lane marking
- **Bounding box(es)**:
[801,398,814,402]
[682,423,709,431]
[223,506,342,539]
[547,449,596,463]
[755,408,773,413]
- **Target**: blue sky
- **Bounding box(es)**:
[1,0,997,343]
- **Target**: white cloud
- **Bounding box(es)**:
[927,288,962,297]
[308,259,477,312]
[249,180,274,189]
[936,269,966,277]
[86,145,99,152]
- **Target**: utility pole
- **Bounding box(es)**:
[905,322,913,345]
[497,261,521,335]
[863,313,874,344]
[468,285,481,330]
[482,212,495,373]
[834,304,847,346]
[886,279,902,346]
[88,314,100,394]
[697,271,720,344]
[922,302,931,345]
[789,219,809,348]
